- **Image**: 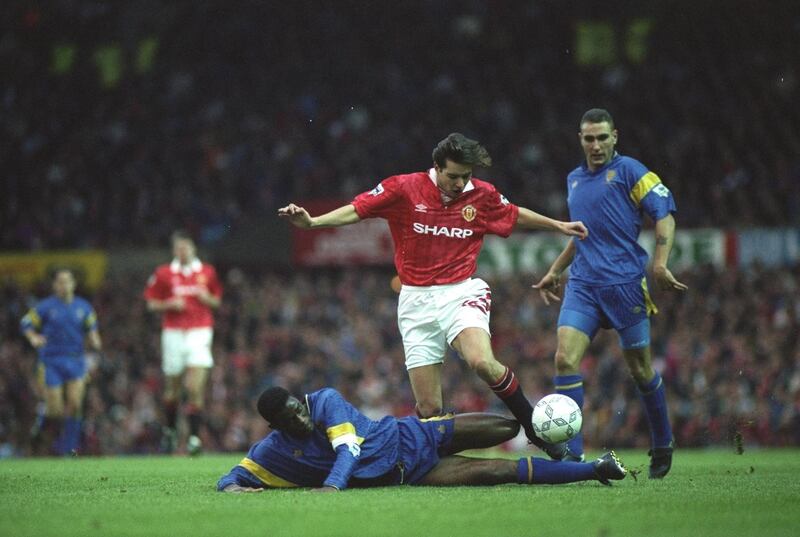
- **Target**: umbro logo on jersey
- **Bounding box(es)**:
[412,223,474,238]
[414,204,428,213]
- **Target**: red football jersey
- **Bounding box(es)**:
[143,260,222,329]
[352,170,519,286]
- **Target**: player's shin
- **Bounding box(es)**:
[638,371,673,448]
[60,417,82,455]
[554,374,585,457]
[489,366,535,440]
[517,456,596,484]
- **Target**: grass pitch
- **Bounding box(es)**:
[1,448,798,537]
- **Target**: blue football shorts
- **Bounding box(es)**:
[41,355,87,387]
[398,414,455,485]
[558,277,657,349]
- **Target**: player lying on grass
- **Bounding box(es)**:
[217,387,626,492]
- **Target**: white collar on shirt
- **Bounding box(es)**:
[428,168,475,193]
[170,258,202,276]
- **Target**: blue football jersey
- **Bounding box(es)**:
[566,154,676,285]
[235,388,400,490]
[20,296,98,358]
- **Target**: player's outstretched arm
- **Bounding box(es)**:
[515,207,588,239]
[532,240,576,305]
[221,484,264,493]
[652,214,688,292]
[277,203,361,229]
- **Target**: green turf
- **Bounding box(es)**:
[1,449,798,537]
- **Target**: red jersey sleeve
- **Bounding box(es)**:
[143,267,170,300]
[206,266,223,298]
[482,185,519,237]
[351,176,406,219]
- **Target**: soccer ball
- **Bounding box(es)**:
[531,394,582,443]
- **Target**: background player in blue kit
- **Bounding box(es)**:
[217,386,627,492]
[21,269,103,455]
[533,109,688,478]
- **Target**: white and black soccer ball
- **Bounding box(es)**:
[531,394,582,443]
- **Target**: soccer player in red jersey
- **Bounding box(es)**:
[144,231,222,455]
[279,133,587,459]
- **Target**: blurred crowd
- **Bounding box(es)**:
[1,1,798,457]
[1,262,798,456]
[2,1,800,251]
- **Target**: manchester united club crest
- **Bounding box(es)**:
[462,205,476,222]
[606,170,617,182]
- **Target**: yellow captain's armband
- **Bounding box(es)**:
[22,309,42,328]
[326,422,364,448]
[629,171,663,207]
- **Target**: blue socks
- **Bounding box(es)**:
[59,417,82,455]
[638,371,673,448]
[517,457,596,484]
[554,374,584,456]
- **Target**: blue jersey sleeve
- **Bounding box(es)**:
[624,159,676,221]
[311,389,365,490]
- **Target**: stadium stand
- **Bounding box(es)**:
[0,1,798,455]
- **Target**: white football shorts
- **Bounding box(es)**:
[397,278,492,370]
[161,327,214,376]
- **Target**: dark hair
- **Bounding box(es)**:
[170,229,194,245]
[432,133,492,168]
[257,387,290,422]
[580,108,615,130]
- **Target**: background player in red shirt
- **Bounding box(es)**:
[279,133,587,459]
[144,231,222,455]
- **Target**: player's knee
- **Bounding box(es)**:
[416,401,443,418]
[45,404,64,418]
[64,399,82,417]
[554,348,580,374]
[628,363,654,386]
[466,356,501,380]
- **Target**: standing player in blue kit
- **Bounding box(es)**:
[21,269,103,455]
[533,109,687,478]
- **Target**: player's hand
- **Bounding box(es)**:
[28,333,47,348]
[310,486,339,493]
[559,221,588,240]
[166,297,186,311]
[278,203,314,229]
[222,484,264,493]
[532,272,562,305]
[196,287,217,307]
[652,265,688,292]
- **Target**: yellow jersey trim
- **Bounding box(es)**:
[85,311,97,328]
[629,172,662,207]
[554,381,583,390]
[641,277,658,316]
[238,458,299,488]
[23,309,42,329]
